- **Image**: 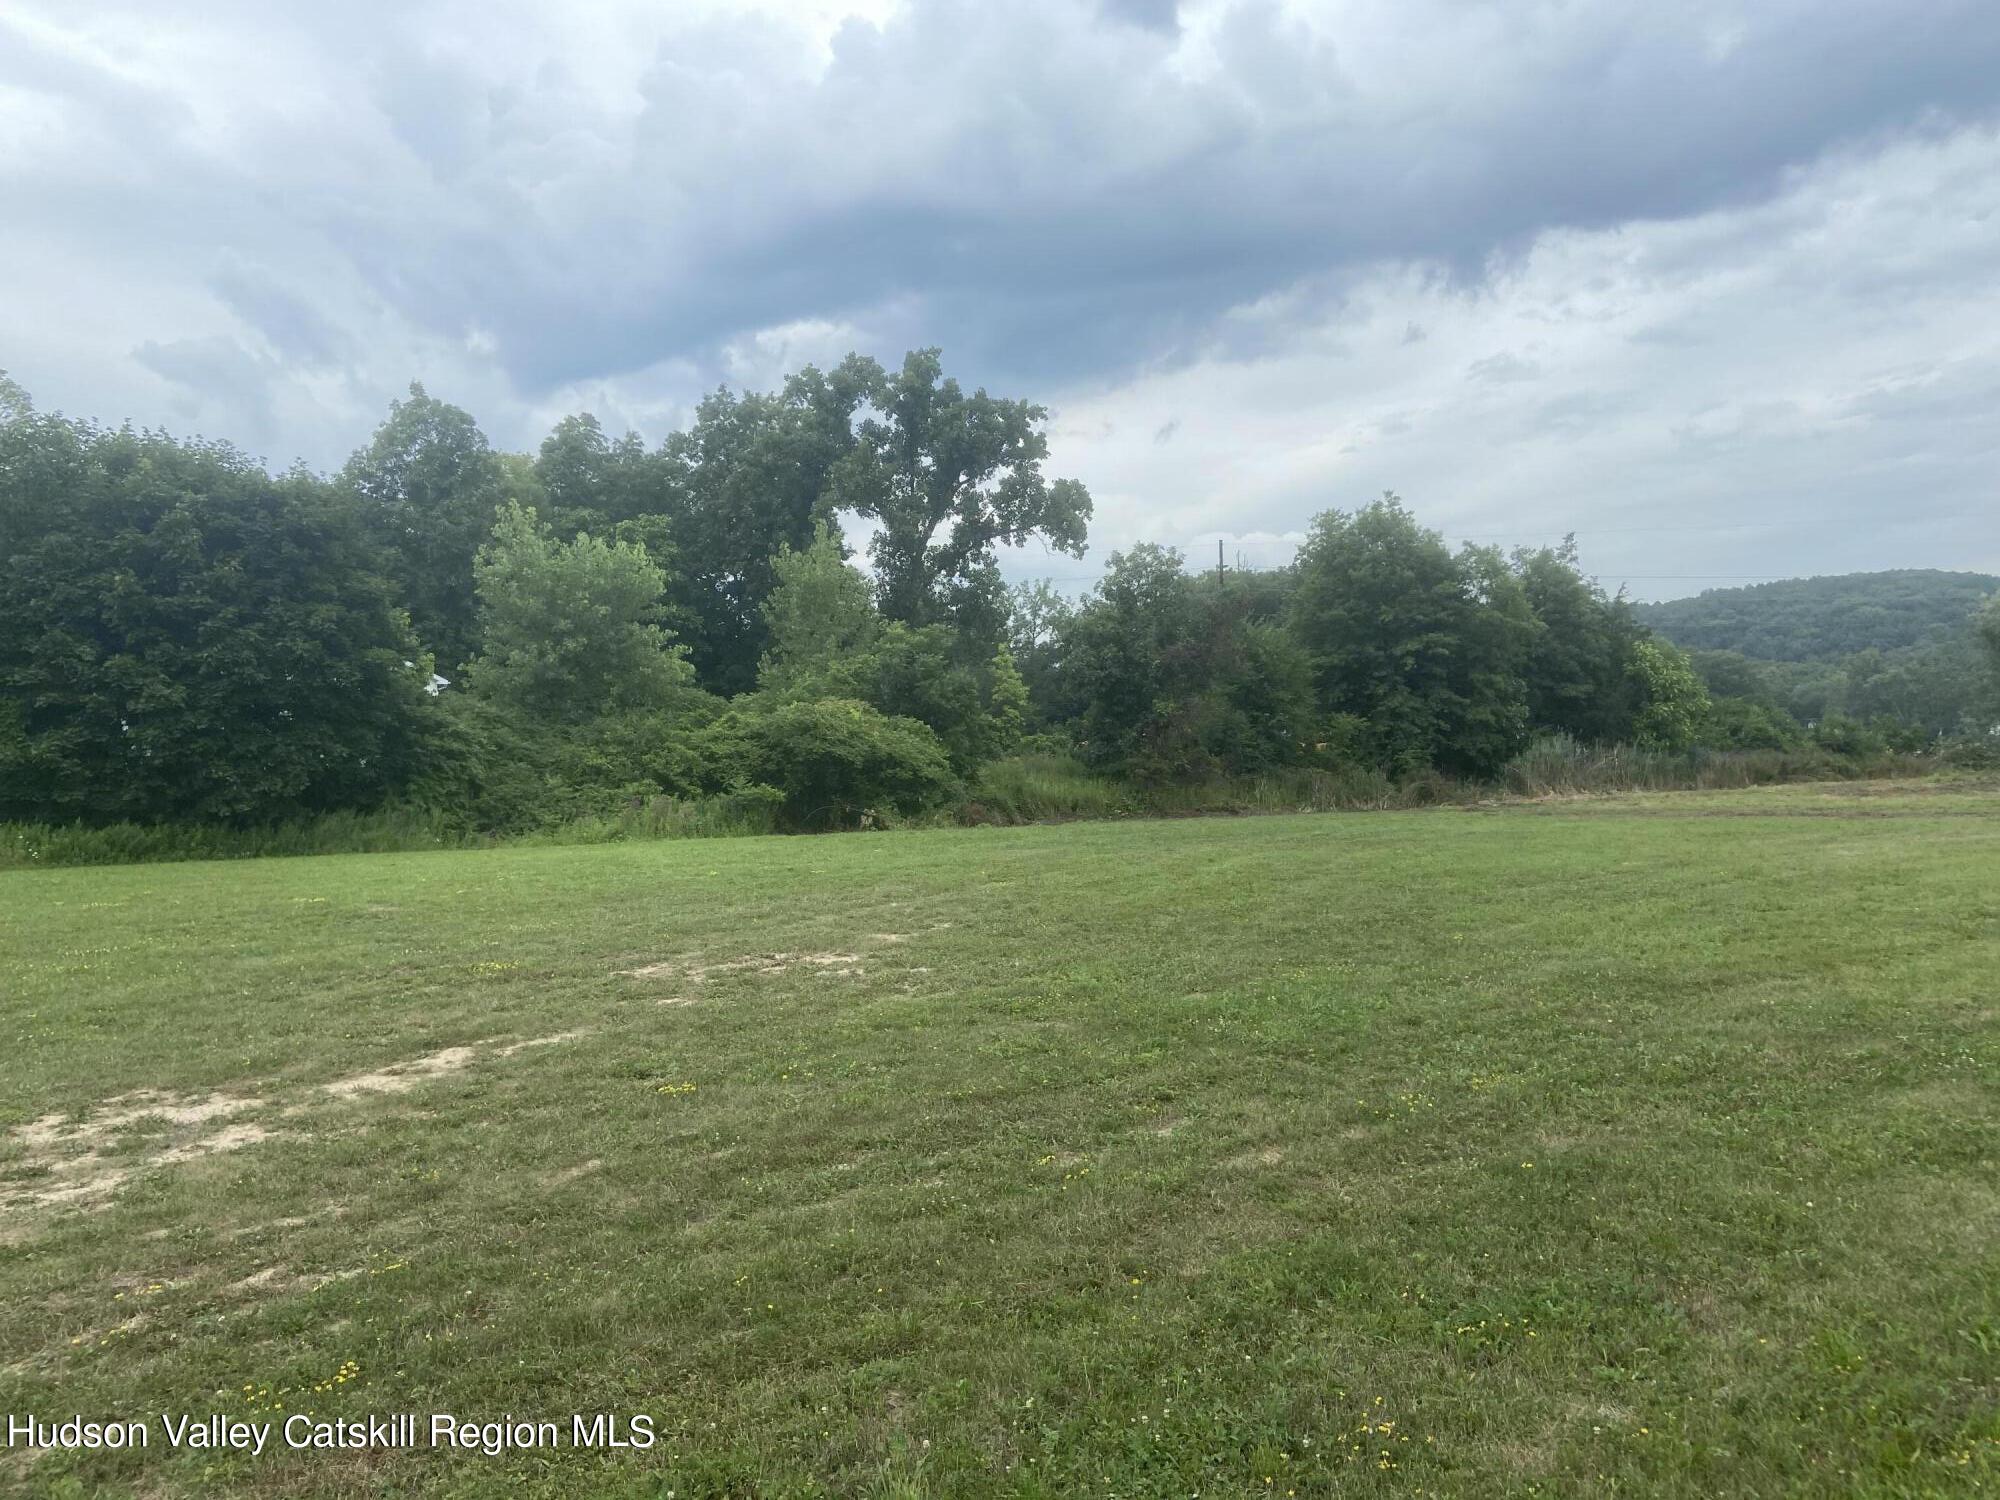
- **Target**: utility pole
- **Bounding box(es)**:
[1217,539,1226,591]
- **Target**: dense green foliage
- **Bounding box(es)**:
[0,401,432,825]
[1634,569,2000,661]
[706,697,958,827]
[464,502,696,723]
[1512,539,1646,742]
[340,383,509,674]
[1627,638,1712,751]
[1290,500,1534,777]
[1054,542,1313,782]
[652,361,878,695]
[829,348,1091,647]
[1644,571,2000,742]
[4,362,1991,846]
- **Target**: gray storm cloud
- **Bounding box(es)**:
[2,0,1997,591]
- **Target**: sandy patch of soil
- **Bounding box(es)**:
[496,1030,584,1057]
[543,1158,604,1187]
[156,1122,272,1163]
[315,1032,586,1099]
[2,1090,268,1211]
[1225,1145,1285,1168]
[623,951,867,982]
[321,1046,481,1099]
[5,1034,585,1218]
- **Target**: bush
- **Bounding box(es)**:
[0,808,470,868]
[1699,696,1805,751]
[1810,713,1887,758]
[407,694,722,835]
[1935,734,2000,770]
[704,698,957,829]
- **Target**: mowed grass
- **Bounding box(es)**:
[2,783,1997,1498]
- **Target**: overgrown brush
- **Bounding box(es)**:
[0,808,472,868]
[3,740,1953,869]
[963,754,1134,822]
[0,792,783,869]
[1499,733,1931,798]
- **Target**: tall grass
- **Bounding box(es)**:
[1498,733,1931,798]
[509,790,785,846]
[967,754,1462,823]
[963,754,1135,822]
[2,739,1948,870]
[0,790,783,870]
[0,807,474,868]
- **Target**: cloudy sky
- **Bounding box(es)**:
[4,0,1997,599]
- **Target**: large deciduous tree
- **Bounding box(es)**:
[0,400,432,825]
[530,413,682,556]
[1290,495,1532,777]
[1053,544,1312,782]
[341,383,506,673]
[829,349,1091,645]
[1511,539,1645,742]
[660,358,879,695]
[464,503,695,724]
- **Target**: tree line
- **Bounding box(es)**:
[3,357,1994,835]
[1633,571,2000,742]
[1636,569,2000,661]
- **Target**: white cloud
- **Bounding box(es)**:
[1029,127,2000,597]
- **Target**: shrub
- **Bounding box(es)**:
[1935,734,2000,770]
[1699,696,1806,751]
[705,698,957,829]
[409,694,720,834]
[1810,713,1887,758]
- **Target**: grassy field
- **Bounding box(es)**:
[3,781,1997,1498]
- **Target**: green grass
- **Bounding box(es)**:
[3,784,1997,1497]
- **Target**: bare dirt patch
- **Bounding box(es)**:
[226,1263,370,1302]
[1225,1146,1285,1169]
[543,1158,604,1187]
[496,1031,584,1057]
[623,951,868,983]
[229,1266,295,1294]
[6,1034,586,1217]
[2,1091,269,1212]
[321,1046,480,1099]
[156,1122,272,1163]
[15,1091,260,1153]
[312,1032,586,1104]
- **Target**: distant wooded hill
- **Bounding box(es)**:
[1636,570,1999,662]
